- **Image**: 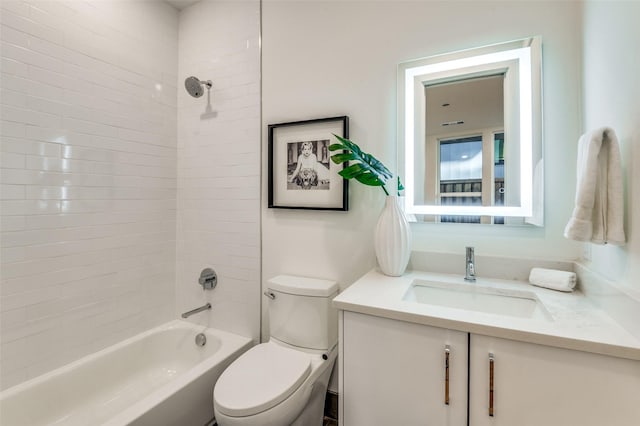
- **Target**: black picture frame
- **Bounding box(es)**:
[268,116,349,210]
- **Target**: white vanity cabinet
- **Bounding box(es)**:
[468,334,640,426]
[341,311,640,426]
[341,311,468,426]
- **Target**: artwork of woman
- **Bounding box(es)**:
[287,141,330,189]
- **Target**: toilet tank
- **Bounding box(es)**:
[267,275,338,351]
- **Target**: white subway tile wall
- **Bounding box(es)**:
[0,0,179,389]
[176,0,261,340]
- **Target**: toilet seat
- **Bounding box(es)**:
[214,342,311,417]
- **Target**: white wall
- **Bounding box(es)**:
[262,0,582,297]
[176,0,261,340]
[0,0,178,389]
[581,0,640,295]
[262,0,584,393]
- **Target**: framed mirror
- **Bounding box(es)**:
[398,37,543,225]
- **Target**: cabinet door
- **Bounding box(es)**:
[342,311,468,426]
[469,334,640,426]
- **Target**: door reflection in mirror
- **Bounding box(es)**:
[424,74,505,224]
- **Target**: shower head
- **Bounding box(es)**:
[184,76,212,98]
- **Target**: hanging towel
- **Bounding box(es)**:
[564,127,625,245]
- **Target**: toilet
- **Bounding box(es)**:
[213,275,339,426]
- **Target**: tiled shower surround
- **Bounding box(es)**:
[0,0,260,390]
[176,0,261,343]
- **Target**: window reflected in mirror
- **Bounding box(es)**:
[439,136,483,224]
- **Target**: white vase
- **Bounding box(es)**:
[374,195,412,276]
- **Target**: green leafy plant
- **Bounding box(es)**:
[329,134,404,196]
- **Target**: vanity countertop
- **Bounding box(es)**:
[333,269,640,361]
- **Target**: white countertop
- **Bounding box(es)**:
[333,269,640,361]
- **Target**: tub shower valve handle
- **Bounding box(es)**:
[199,268,217,290]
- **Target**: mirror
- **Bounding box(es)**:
[399,37,543,225]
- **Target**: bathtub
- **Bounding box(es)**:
[0,320,253,426]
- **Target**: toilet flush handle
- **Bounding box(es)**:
[263,291,276,300]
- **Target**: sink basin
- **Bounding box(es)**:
[403,279,552,321]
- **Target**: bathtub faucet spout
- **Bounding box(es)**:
[181,303,212,319]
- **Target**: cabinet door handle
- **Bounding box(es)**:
[444,345,450,405]
[489,353,495,417]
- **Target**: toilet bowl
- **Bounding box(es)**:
[213,340,336,426]
[213,275,338,426]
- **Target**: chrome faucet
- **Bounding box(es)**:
[464,246,476,282]
[181,303,211,319]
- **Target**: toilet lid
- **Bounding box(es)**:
[214,342,311,417]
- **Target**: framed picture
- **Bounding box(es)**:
[268,116,349,210]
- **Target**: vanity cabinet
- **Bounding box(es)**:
[342,311,468,426]
[468,334,640,426]
[341,311,640,426]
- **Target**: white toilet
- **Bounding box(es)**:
[213,275,338,426]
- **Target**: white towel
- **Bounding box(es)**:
[529,268,576,292]
[564,127,625,245]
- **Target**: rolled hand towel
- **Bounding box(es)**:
[529,268,576,292]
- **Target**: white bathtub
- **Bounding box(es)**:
[0,320,252,426]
